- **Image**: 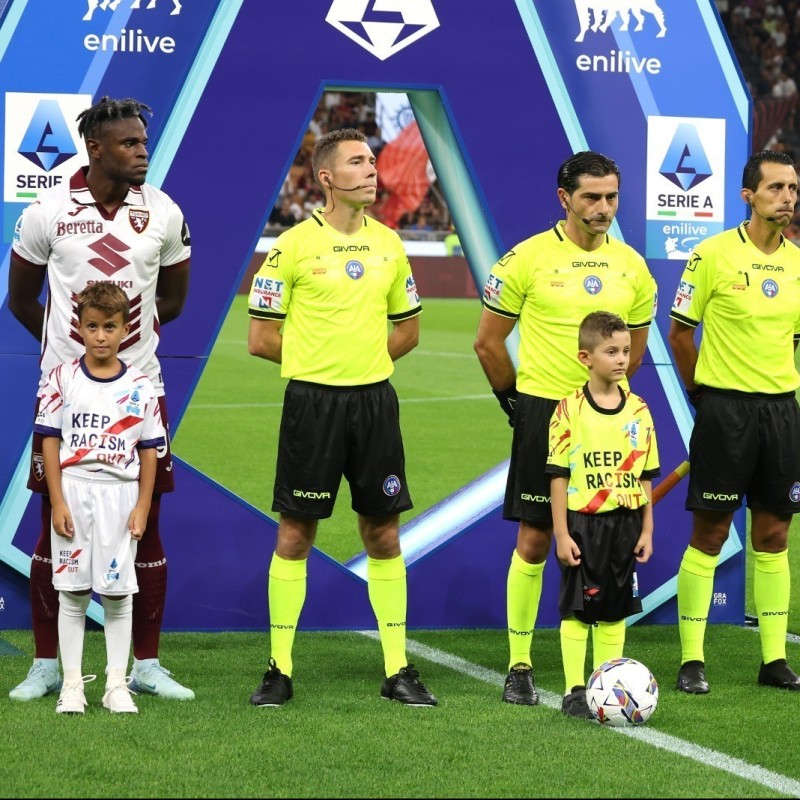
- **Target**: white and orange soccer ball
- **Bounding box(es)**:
[586,657,659,727]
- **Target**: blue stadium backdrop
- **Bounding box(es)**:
[0,0,750,630]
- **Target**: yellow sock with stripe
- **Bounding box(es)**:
[367,555,407,677]
[507,550,545,670]
[592,620,626,669]
[677,546,719,664]
[268,553,307,677]
[560,617,589,693]
[753,549,790,664]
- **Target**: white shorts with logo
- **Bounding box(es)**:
[50,474,140,596]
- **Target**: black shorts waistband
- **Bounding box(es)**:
[568,506,641,519]
[703,387,796,401]
[288,379,390,392]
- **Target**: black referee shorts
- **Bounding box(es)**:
[272,379,413,519]
[687,389,800,514]
[503,393,559,525]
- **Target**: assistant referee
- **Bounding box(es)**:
[669,149,800,694]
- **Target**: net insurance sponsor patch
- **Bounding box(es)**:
[673,280,694,310]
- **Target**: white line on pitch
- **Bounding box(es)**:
[355,631,800,798]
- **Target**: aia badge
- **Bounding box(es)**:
[584,275,602,295]
[762,279,779,298]
[383,474,401,496]
[345,260,365,280]
[129,209,150,234]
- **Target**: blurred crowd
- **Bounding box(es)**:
[267,7,800,243]
[719,0,800,241]
[266,92,451,238]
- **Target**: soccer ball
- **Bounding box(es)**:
[586,657,659,727]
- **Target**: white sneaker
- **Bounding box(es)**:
[56,675,96,714]
[102,679,139,713]
[10,660,63,701]
[129,659,195,700]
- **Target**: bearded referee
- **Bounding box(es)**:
[474,151,658,706]
[668,149,800,694]
[246,128,436,707]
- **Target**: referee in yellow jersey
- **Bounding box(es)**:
[246,128,436,707]
[669,149,800,694]
[474,151,658,705]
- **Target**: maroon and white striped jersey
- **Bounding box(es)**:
[12,167,190,394]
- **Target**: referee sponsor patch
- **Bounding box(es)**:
[673,279,694,309]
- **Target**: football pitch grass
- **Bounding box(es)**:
[2,625,800,798]
[171,296,800,615]
[7,298,797,797]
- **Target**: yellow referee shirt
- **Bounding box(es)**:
[670,223,800,394]
[248,210,421,386]
[482,223,657,399]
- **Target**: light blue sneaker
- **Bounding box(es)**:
[10,659,63,701]
[129,658,195,700]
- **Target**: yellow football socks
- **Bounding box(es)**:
[753,549,790,664]
[506,550,545,670]
[367,555,408,677]
[267,553,307,677]
[592,619,626,669]
[677,546,719,664]
[560,617,589,693]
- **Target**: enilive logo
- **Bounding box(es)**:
[83,0,181,21]
[574,0,667,43]
[326,0,439,61]
[81,0,181,54]
[573,1,667,75]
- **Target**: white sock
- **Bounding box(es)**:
[58,591,90,682]
[101,595,133,680]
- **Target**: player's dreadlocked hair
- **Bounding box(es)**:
[742,149,796,192]
[558,151,621,194]
[76,96,152,140]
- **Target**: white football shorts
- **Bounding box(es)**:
[50,474,140,596]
